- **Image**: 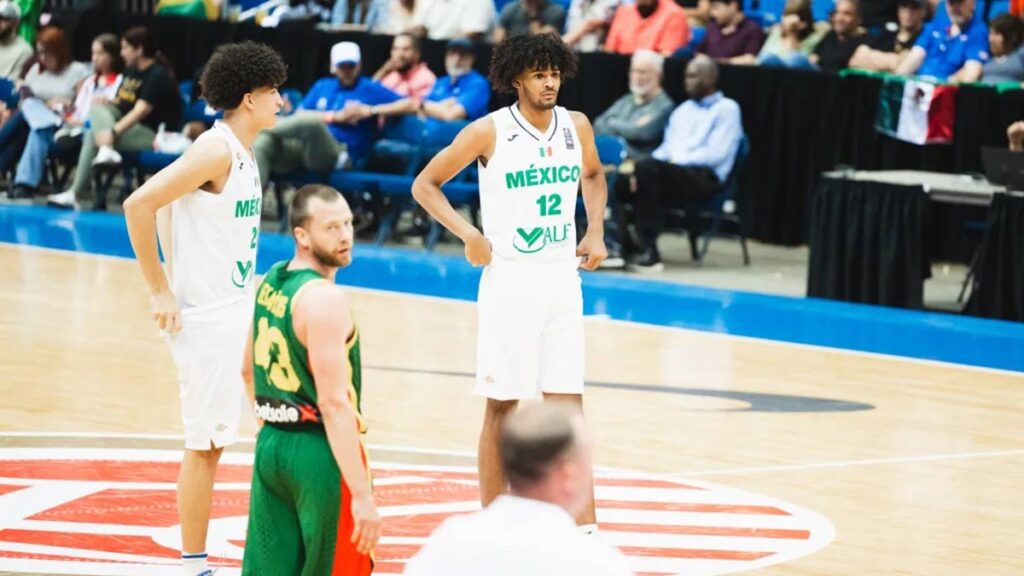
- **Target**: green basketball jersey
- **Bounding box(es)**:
[251,261,365,431]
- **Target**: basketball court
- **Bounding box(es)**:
[1,206,1022,575]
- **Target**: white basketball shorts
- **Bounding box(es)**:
[167,298,252,451]
[474,256,584,400]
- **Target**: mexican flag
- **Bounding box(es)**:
[875,76,957,145]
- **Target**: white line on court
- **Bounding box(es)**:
[670,448,1024,477]
[0,431,478,458]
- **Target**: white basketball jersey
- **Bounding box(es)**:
[478,104,582,263]
[170,121,262,311]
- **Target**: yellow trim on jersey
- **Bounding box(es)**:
[344,324,368,434]
[289,277,330,319]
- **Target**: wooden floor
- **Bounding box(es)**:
[1,243,1023,575]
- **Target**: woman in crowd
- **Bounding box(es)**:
[0,26,89,188]
[982,13,1024,85]
[735,0,827,68]
[48,26,181,210]
[2,33,122,201]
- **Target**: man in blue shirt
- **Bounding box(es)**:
[894,0,988,82]
[415,39,491,129]
[252,41,413,188]
[622,55,742,272]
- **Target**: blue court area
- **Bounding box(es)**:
[3,205,1022,373]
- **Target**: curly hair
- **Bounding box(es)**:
[488,33,578,95]
[199,42,288,111]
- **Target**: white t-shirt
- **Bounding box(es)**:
[403,495,634,576]
[412,0,495,39]
[23,61,91,102]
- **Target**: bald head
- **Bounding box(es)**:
[685,55,719,99]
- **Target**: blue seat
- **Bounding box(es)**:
[595,134,627,170]
[281,88,303,115]
[590,134,628,255]
[184,98,222,125]
[986,0,1009,19]
[179,81,193,109]
[757,0,786,26]
[138,151,179,172]
[591,134,627,210]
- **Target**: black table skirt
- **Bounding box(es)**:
[808,177,929,309]
[967,193,1024,321]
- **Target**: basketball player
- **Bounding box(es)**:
[123,42,286,576]
[411,33,607,531]
[240,185,380,575]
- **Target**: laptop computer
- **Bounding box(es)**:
[981,147,1024,190]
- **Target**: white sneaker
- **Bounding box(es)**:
[47,189,80,210]
[93,146,123,166]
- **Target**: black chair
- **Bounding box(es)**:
[673,135,752,265]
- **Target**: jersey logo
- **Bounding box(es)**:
[507,133,519,142]
[563,127,574,150]
[539,146,553,158]
[512,223,573,254]
[232,259,254,288]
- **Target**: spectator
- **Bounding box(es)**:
[0,1,31,80]
[849,0,926,73]
[744,0,827,69]
[330,0,386,28]
[593,49,674,161]
[18,27,89,104]
[563,0,619,52]
[696,0,765,62]
[1,33,121,201]
[403,402,632,576]
[0,27,89,195]
[48,26,180,210]
[593,49,674,267]
[373,33,436,100]
[1008,119,1024,151]
[982,14,1024,84]
[251,42,412,187]
[374,0,416,34]
[263,0,334,26]
[418,38,490,125]
[408,0,495,41]
[811,0,867,72]
[605,0,690,56]
[621,55,742,272]
[895,0,987,82]
[494,0,567,44]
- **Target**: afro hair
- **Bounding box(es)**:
[488,32,578,95]
[199,41,288,111]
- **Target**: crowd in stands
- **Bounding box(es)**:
[1,0,1024,271]
[143,0,1022,85]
